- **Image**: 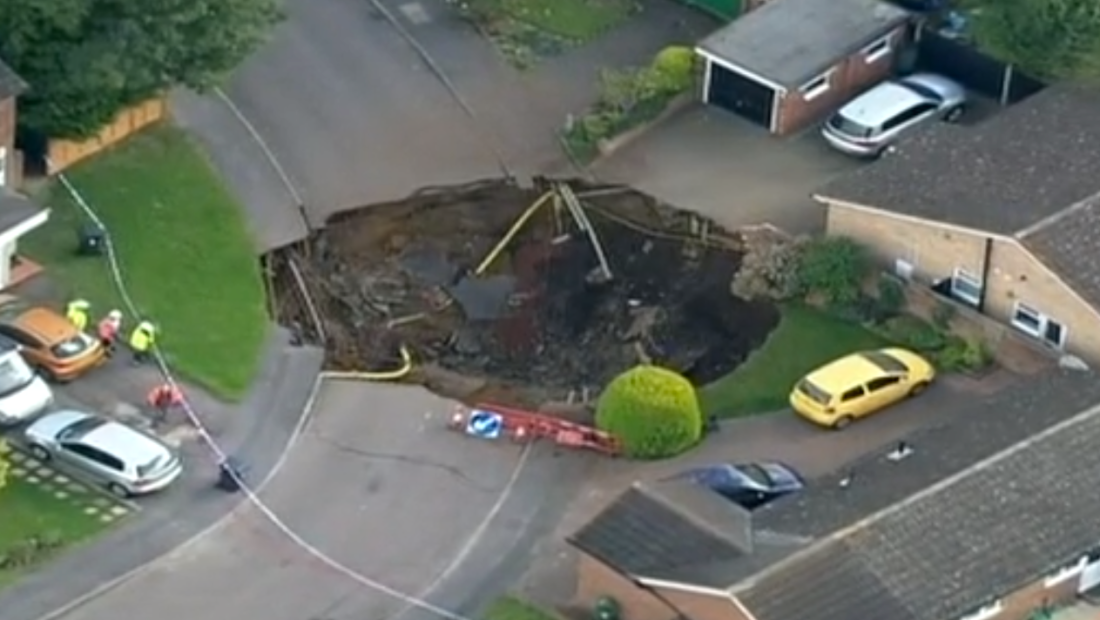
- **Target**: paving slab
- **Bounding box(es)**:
[592,104,866,233]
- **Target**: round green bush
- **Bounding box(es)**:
[650,46,696,93]
[596,365,703,459]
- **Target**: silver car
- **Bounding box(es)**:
[822,73,967,157]
[24,410,183,497]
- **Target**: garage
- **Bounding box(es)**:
[703,60,777,129]
[695,0,910,136]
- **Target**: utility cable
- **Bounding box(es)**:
[52,169,493,620]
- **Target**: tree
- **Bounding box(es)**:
[596,365,703,459]
[969,0,1100,81]
[0,0,282,138]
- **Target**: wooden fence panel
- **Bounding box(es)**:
[46,98,167,175]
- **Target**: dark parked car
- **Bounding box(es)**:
[673,462,804,509]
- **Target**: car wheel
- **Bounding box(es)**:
[29,444,51,461]
[945,105,965,122]
[908,381,930,397]
[832,415,854,431]
[106,483,131,499]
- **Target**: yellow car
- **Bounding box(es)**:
[789,348,935,430]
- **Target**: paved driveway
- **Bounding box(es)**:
[591,104,865,233]
[48,380,588,620]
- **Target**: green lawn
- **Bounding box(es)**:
[699,304,892,418]
[471,0,636,42]
[22,124,268,400]
[484,596,561,620]
[0,478,114,588]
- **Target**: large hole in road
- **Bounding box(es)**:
[269,178,779,408]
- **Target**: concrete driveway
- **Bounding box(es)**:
[591,104,865,234]
[47,381,590,620]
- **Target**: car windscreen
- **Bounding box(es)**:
[861,351,908,374]
[57,416,107,442]
[737,464,772,487]
[50,332,94,359]
[0,355,35,397]
[827,114,875,138]
[796,379,831,405]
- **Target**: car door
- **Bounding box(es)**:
[881,102,939,141]
[59,442,127,485]
[863,375,908,412]
[838,385,869,417]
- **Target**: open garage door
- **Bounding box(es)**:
[706,61,776,129]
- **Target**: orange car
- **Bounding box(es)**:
[0,296,106,382]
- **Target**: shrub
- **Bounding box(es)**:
[931,301,957,330]
[596,365,703,459]
[879,315,947,351]
[874,274,906,321]
[795,237,868,306]
[650,46,696,93]
[730,234,804,301]
[934,336,993,372]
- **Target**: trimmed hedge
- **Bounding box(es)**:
[596,365,702,459]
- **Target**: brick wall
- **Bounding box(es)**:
[996,571,1080,620]
[776,25,908,135]
[826,202,1100,365]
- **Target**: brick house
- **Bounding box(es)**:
[0,56,48,288]
[569,368,1100,620]
[814,84,1100,364]
[695,0,911,136]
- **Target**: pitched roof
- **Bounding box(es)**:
[815,84,1100,236]
[0,193,46,234]
[738,380,1100,620]
[0,56,27,100]
[570,367,1100,619]
[696,0,910,88]
[1018,196,1100,312]
[568,479,752,580]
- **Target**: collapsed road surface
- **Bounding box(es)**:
[273,178,780,406]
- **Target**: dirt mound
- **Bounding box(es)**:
[279,179,779,405]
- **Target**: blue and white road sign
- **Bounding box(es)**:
[466,409,504,439]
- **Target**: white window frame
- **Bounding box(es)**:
[1045,556,1088,587]
[894,258,914,281]
[959,600,1003,620]
[799,71,832,101]
[1011,302,1068,348]
[0,146,7,189]
[950,268,983,307]
[863,35,893,63]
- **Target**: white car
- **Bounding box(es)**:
[822,73,967,158]
[0,341,53,425]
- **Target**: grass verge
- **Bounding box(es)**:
[463,0,638,67]
[699,304,892,418]
[22,123,268,400]
[0,477,115,589]
[484,596,561,620]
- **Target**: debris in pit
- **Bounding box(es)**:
[278,179,780,404]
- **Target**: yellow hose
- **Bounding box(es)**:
[474,191,554,276]
[328,346,414,381]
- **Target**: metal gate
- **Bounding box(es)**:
[706,62,776,129]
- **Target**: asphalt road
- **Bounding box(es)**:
[48,381,590,620]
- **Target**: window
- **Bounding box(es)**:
[959,600,1003,620]
[1045,556,1088,587]
[863,35,893,63]
[1044,319,1067,348]
[1012,302,1043,336]
[950,268,983,307]
[866,376,902,392]
[64,444,124,471]
[800,71,832,101]
[0,147,7,189]
[840,386,865,402]
[882,102,938,131]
